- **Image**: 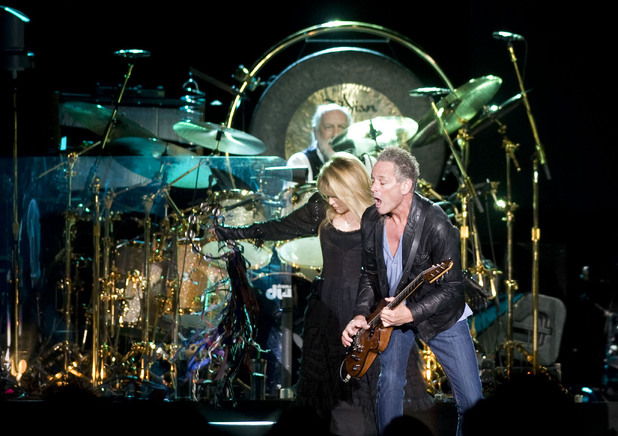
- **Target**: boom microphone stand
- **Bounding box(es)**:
[494,31,550,371]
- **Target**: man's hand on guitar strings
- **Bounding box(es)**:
[341,316,369,347]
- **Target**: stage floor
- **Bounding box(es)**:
[1,390,615,436]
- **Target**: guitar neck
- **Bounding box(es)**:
[365,260,453,330]
[387,276,424,309]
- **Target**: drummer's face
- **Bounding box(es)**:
[315,110,349,159]
[327,196,349,215]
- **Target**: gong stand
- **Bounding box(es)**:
[501,38,550,371]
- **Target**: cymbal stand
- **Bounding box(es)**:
[427,97,482,273]
[101,191,120,351]
[501,38,550,371]
[91,177,103,386]
[60,155,79,382]
[139,192,156,381]
[100,51,143,151]
[456,126,500,299]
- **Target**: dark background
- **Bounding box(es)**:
[1,1,616,391]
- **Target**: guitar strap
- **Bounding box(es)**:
[395,200,429,295]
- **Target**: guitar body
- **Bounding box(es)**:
[341,259,453,383]
[343,300,393,379]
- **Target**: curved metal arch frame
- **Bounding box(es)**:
[225,20,454,128]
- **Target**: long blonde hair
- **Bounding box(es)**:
[317,152,373,225]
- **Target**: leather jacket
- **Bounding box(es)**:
[353,192,465,342]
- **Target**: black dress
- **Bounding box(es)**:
[296,221,380,436]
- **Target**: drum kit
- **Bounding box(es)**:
[5,50,534,402]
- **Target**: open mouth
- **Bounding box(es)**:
[374,197,382,208]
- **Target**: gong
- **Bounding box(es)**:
[248,47,446,185]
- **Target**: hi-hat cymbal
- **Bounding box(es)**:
[409,75,502,147]
[63,101,155,139]
[109,137,214,189]
[173,120,266,155]
[332,116,419,156]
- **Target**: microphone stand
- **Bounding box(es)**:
[496,118,522,376]
[502,39,550,372]
[3,6,34,383]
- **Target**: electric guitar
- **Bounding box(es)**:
[342,259,454,382]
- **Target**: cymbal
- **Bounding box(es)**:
[409,75,502,147]
[332,116,419,155]
[468,91,528,136]
[173,120,266,155]
[63,101,155,139]
[107,136,194,157]
[109,137,214,189]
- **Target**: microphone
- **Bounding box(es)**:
[492,31,525,42]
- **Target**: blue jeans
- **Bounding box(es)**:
[377,320,483,436]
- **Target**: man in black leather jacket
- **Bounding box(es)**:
[342,146,483,436]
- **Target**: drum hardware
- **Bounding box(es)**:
[62,101,155,142]
[409,75,502,148]
[190,66,246,98]
[468,91,528,138]
[173,120,266,155]
[417,178,445,201]
[107,137,218,190]
[332,116,419,156]
[99,49,150,150]
[180,73,206,116]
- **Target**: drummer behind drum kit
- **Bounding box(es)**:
[6,39,542,402]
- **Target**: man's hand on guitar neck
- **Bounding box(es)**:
[380,297,414,327]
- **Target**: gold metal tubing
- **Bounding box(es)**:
[225,21,454,127]
[91,178,101,385]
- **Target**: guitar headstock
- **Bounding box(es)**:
[424,259,454,283]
